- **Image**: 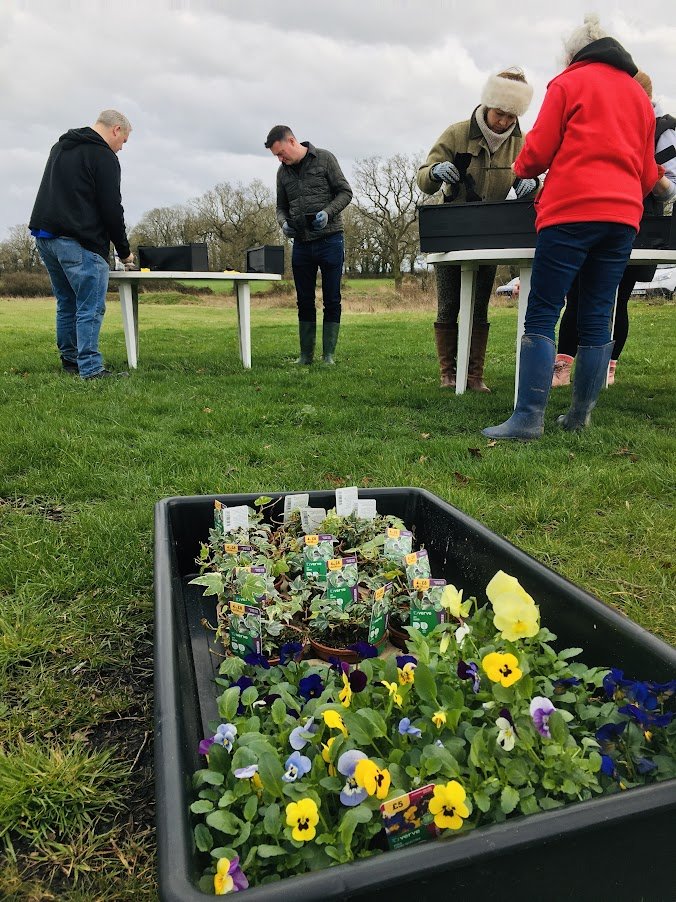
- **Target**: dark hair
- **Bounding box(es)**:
[265,125,294,148]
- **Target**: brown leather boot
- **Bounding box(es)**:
[434,322,457,388]
[467,322,491,392]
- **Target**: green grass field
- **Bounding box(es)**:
[0,293,674,900]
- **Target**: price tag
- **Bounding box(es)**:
[335,486,358,517]
[284,493,310,522]
[380,784,439,850]
[305,535,319,546]
[413,578,430,591]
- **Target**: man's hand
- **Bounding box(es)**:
[431,161,460,184]
[311,210,329,231]
[513,178,539,198]
[282,221,296,238]
[122,252,135,270]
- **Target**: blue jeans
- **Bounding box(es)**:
[525,222,636,345]
[36,236,110,377]
[291,232,344,323]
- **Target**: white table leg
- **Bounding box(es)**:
[118,281,138,369]
[514,267,531,407]
[605,287,618,389]
[455,264,476,394]
[235,281,252,369]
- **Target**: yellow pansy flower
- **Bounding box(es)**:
[285,798,319,842]
[440,584,463,618]
[481,652,522,687]
[321,736,337,775]
[432,710,447,729]
[486,571,540,641]
[380,680,403,706]
[323,709,348,736]
[354,759,391,799]
[397,662,416,685]
[429,781,469,830]
[339,672,353,708]
[214,858,234,895]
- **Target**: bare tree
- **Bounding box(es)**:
[352,154,425,289]
[0,225,41,272]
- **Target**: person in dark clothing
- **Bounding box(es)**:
[552,71,676,388]
[265,125,353,365]
[30,109,134,379]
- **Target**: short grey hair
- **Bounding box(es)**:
[562,13,607,67]
[96,109,132,133]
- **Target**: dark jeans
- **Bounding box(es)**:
[435,263,496,324]
[557,266,643,360]
[525,222,636,345]
[292,231,344,323]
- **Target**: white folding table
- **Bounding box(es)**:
[425,248,676,405]
[108,270,282,369]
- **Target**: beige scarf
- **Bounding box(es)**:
[475,106,516,155]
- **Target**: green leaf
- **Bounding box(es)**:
[206,742,230,774]
[243,795,258,821]
[188,572,225,596]
[241,686,259,706]
[558,647,584,660]
[194,823,213,852]
[539,796,564,811]
[474,791,491,813]
[271,698,287,726]
[500,785,520,814]
[258,750,284,798]
[254,496,273,507]
[190,799,215,814]
[548,710,569,744]
[218,686,241,721]
[257,844,287,858]
[412,662,438,704]
[231,822,252,848]
[194,769,224,787]
[263,803,282,836]
[206,810,242,835]
[338,805,372,853]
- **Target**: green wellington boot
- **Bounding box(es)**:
[321,321,340,365]
[295,321,316,365]
[558,341,614,431]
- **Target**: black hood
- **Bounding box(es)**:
[571,37,637,76]
[58,126,110,150]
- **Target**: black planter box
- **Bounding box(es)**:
[418,201,676,253]
[154,488,676,902]
[138,243,209,272]
[245,245,285,275]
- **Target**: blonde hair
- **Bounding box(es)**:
[634,71,653,99]
[562,14,607,67]
[96,109,132,134]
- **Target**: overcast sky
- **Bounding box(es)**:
[2,0,675,241]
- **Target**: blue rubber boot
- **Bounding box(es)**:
[557,341,613,431]
[482,334,556,441]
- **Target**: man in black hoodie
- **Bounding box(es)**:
[30,109,134,379]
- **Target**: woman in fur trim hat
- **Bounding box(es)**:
[483,15,668,441]
[418,67,535,391]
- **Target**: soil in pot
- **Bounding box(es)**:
[309,626,387,663]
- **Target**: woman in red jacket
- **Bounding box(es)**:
[483,15,663,440]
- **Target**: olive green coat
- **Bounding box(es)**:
[417,107,524,203]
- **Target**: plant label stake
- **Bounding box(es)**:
[380,784,440,850]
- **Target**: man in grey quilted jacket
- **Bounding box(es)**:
[265,126,353,364]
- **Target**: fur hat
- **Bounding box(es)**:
[481,67,533,118]
[634,70,653,99]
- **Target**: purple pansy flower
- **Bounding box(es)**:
[337,749,369,806]
[595,721,627,750]
[289,716,318,751]
[340,662,368,693]
[395,655,417,668]
[279,641,303,665]
[282,750,312,782]
[243,652,270,670]
[398,717,422,738]
[457,660,480,693]
[215,854,249,893]
[298,673,325,700]
[600,754,617,777]
[198,736,215,756]
[233,764,258,779]
[618,704,674,728]
[530,697,556,739]
[635,756,657,774]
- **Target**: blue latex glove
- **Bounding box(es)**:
[311,210,329,231]
[513,177,539,198]
[431,161,460,184]
[282,221,296,238]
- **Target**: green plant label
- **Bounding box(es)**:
[411,579,447,635]
[234,566,267,607]
[326,555,358,610]
[228,600,262,657]
[303,534,335,582]
[368,583,391,643]
[380,784,439,850]
[405,550,431,586]
[384,528,413,561]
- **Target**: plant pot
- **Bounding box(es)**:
[387,622,409,651]
[308,632,387,664]
[154,488,676,902]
